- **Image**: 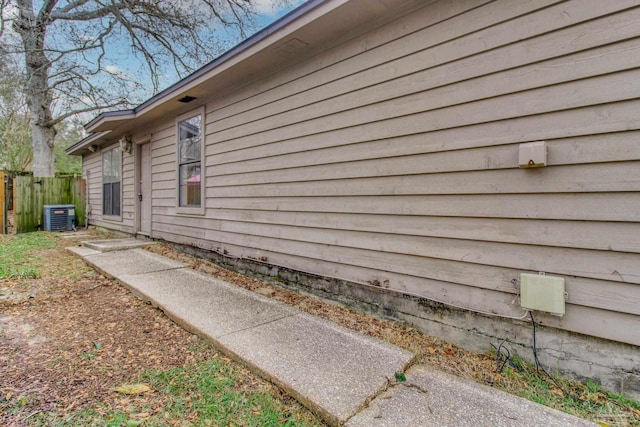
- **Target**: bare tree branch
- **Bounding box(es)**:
[1,0,277,176]
[38,0,59,23]
[50,99,126,126]
[49,1,125,21]
[54,0,92,15]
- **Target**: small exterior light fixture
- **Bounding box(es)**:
[519,141,547,168]
[119,135,132,154]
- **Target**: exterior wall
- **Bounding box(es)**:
[86,0,640,395]
[82,142,135,233]
[82,150,101,227]
[121,144,136,230]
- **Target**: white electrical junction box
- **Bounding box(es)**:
[520,273,566,316]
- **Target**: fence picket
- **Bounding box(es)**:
[14,176,86,234]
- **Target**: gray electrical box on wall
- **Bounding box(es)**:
[520,273,566,316]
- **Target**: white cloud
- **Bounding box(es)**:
[253,0,278,15]
[105,65,130,79]
[254,0,305,17]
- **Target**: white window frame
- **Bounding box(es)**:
[102,144,122,221]
[175,106,205,215]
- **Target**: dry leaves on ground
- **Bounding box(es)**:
[1,233,216,424]
[1,232,319,427]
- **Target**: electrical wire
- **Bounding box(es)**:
[491,339,522,375]
[491,340,513,373]
[529,311,589,405]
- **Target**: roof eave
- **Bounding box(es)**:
[84,110,135,133]
[66,131,112,156]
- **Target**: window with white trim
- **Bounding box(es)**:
[102,146,121,216]
[177,111,203,209]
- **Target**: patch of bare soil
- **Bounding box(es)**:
[0,233,290,425]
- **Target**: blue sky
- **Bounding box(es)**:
[255,0,307,25]
[103,0,307,100]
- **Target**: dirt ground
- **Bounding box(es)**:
[1,234,204,422]
[0,232,311,426]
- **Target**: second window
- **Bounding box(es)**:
[177,112,203,208]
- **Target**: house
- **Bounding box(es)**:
[67,0,640,398]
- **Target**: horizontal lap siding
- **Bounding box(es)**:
[208,132,640,180]
[150,0,640,345]
[82,144,134,233]
[207,0,640,155]
[120,149,135,232]
[83,151,102,225]
[150,124,176,214]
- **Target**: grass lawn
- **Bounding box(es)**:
[0,232,57,279]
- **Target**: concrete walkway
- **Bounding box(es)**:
[68,239,594,427]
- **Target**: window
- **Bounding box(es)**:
[102,146,121,216]
[177,108,204,213]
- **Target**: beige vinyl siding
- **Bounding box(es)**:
[83,151,102,224]
[149,123,177,217]
[147,0,640,345]
[82,143,135,233]
[206,0,640,153]
[121,147,135,228]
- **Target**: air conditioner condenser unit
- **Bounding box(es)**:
[43,204,76,231]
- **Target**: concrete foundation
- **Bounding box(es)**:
[169,241,640,401]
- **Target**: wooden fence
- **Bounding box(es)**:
[14,176,86,234]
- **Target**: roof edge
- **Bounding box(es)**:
[84,110,134,132]
[66,130,112,156]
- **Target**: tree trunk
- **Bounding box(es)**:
[26,63,57,177]
[30,121,56,177]
[15,0,57,177]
